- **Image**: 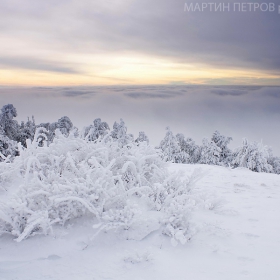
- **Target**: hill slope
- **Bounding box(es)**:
[0,163,280,280]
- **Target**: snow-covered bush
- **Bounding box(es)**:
[0,130,204,245]
[232,138,273,173]
[0,133,18,161]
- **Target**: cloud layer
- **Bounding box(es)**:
[0,85,279,154]
[0,0,279,84]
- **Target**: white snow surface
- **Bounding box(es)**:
[0,163,280,280]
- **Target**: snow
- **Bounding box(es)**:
[0,163,279,280]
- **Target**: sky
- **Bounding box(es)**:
[0,0,279,86]
[0,1,279,154]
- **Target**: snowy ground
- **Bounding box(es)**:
[1,163,280,280]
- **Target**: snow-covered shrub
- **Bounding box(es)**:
[159,169,205,245]
[232,138,273,173]
[0,130,204,245]
[0,133,18,161]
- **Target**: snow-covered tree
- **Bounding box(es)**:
[84,118,110,141]
[0,104,19,142]
[174,133,189,163]
[186,137,201,164]
[135,131,149,145]
[17,116,36,147]
[0,104,20,159]
[199,138,221,165]
[211,130,232,165]
[268,156,280,174]
[110,118,133,147]
[159,127,181,163]
[176,134,200,164]
[232,138,273,173]
[36,121,56,145]
[57,116,73,137]
[37,116,74,145]
[72,126,80,138]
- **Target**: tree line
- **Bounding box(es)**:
[0,103,279,174]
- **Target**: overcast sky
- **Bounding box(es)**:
[0,0,279,85]
[0,1,279,154]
